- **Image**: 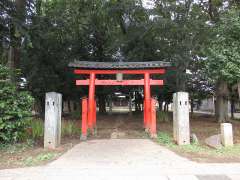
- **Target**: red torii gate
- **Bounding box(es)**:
[69,61,171,140]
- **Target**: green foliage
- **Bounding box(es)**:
[1,0,239,117]
[0,65,34,143]
[206,8,240,83]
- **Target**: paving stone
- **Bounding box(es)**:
[226,175,240,180]
[168,175,198,180]
[196,175,231,180]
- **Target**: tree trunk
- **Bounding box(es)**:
[230,99,235,119]
[164,103,168,112]
[98,95,106,114]
[8,0,26,82]
[176,68,186,92]
[215,80,229,123]
[135,100,138,112]
[237,82,240,100]
[67,100,71,113]
[40,97,45,119]
[190,98,194,117]
[158,101,163,111]
[230,85,236,119]
[13,0,27,68]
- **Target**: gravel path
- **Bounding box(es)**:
[0,139,240,180]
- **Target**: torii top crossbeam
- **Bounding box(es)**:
[69,60,171,74]
[69,60,171,85]
[69,61,171,86]
[69,61,171,70]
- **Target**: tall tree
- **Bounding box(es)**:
[8,0,27,70]
[206,7,240,122]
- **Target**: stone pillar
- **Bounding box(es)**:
[221,123,233,147]
[44,92,62,149]
[173,92,190,145]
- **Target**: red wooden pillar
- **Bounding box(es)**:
[144,72,151,130]
[88,73,95,132]
[81,97,88,140]
[144,100,146,127]
[150,98,157,138]
[93,99,96,128]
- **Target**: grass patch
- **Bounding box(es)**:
[157,132,211,154]
[156,132,240,157]
[156,132,175,147]
[28,119,44,140]
[61,120,81,137]
[157,111,172,122]
[23,152,60,166]
[178,144,207,153]
[0,140,34,154]
[213,145,240,156]
[26,118,81,140]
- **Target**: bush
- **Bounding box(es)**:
[0,65,34,143]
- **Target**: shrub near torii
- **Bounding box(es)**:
[0,65,33,143]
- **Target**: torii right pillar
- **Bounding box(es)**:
[173,92,190,145]
[144,72,151,130]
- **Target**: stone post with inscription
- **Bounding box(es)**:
[44,92,62,149]
[173,92,190,145]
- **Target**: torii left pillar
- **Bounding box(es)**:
[88,73,96,133]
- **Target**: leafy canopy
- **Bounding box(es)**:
[206,8,240,84]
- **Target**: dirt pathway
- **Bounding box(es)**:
[93,113,147,139]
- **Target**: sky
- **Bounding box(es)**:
[142,0,155,9]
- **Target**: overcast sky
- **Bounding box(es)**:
[142,0,155,9]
